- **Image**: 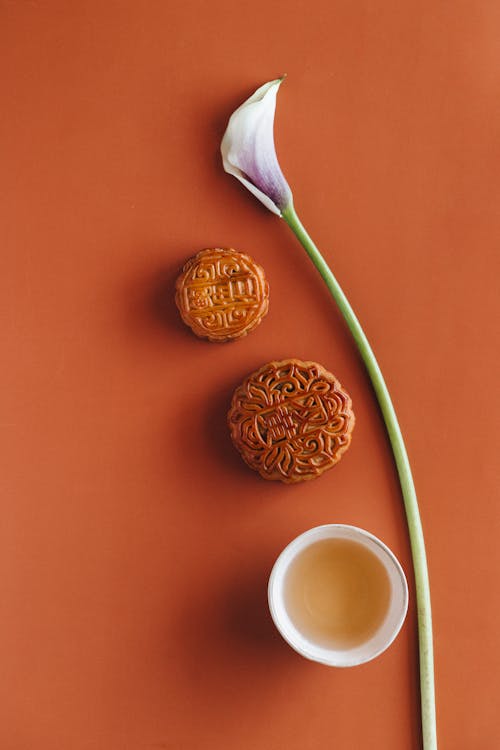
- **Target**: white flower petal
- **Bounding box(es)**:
[221,78,292,215]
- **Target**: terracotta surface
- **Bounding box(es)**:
[1,2,499,749]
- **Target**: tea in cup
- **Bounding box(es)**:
[268,525,408,667]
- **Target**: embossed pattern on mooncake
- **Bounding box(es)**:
[228,359,355,483]
[175,248,269,342]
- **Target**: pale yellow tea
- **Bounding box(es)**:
[283,538,391,649]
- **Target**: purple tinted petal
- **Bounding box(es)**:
[221,79,293,214]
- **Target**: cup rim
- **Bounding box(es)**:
[268,524,409,667]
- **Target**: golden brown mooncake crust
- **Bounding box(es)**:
[175,248,269,342]
[228,359,355,483]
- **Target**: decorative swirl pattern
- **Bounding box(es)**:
[228,359,355,483]
[175,248,269,342]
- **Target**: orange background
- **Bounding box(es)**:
[1,2,499,749]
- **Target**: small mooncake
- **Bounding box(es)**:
[228,359,355,483]
[175,248,269,342]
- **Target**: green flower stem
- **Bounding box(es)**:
[282,203,437,750]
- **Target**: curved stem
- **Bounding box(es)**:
[282,203,437,750]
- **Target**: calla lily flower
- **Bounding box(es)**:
[221,78,292,216]
[220,79,437,750]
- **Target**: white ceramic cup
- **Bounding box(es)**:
[268,524,408,667]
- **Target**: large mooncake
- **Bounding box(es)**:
[228,359,355,483]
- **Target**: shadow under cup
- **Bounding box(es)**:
[268,525,409,667]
